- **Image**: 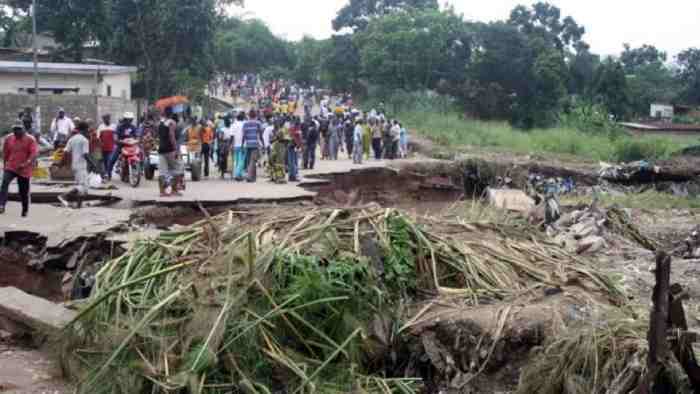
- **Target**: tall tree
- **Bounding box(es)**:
[322,34,362,92]
[215,18,293,75]
[676,48,700,105]
[332,0,438,32]
[354,8,471,92]
[508,1,588,54]
[292,36,326,87]
[620,44,667,74]
[591,58,630,120]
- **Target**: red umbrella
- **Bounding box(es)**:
[154,96,189,111]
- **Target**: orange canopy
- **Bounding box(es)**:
[154,96,189,111]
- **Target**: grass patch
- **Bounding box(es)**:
[399,110,692,162]
[561,190,700,210]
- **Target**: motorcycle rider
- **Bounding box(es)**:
[114,112,139,180]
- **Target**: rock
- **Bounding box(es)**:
[487,188,535,213]
[556,210,581,227]
[576,236,606,255]
[0,287,77,333]
[570,220,598,240]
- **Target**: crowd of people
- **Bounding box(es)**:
[0,80,410,216]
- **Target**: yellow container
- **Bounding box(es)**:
[32,166,49,179]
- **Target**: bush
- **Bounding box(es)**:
[612,137,677,162]
[559,101,623,135]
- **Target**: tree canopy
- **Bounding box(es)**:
[332,0,438,32]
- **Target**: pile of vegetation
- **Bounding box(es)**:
[59,206,628,393]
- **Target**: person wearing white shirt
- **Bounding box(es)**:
[262,124,274,150]
[50,108,75,146]
[231,113,246,181]
[353,120,364,164]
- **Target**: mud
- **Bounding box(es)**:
[0,248,63,302]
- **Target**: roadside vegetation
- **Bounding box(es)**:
[561,190,700,210]
[403,109,692,163]
[362,93,696,163]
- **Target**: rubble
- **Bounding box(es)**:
[682,226,700,259]
[546,203,659,256]
[0,287,77,334]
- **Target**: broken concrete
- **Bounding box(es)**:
[0,287,76,333]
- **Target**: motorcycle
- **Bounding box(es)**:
[118,138,143,187]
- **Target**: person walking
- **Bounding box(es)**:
[344,119,354,159]
[0,123,38,217]
[391,120,401,160]
[242,110,263,182]
[217,116,233,178]
[399,123,408,158]
[303,117,319,170]
[61,122,91,208]
[287,118,302,182]
[232,112,247,181]
[201,120,214,177]
[267,123,287,184]
[328,117,340,160]
[352,119,364,164]
[362,119,371,161]
[371,119,382,160]
[97,114,117,180]
[50,108,75,147]
[157,107,181,197]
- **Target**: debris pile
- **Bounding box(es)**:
[548,204,659,255]
[599,160,660,183]
[59,206,625,393]
[682,226,700,259]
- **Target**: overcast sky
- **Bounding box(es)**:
[231,0,699,58]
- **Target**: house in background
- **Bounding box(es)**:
[0,59,139,133]
[0,61,136,99]
[650,103,674,120]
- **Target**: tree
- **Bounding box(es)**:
[322,34,362,92]
[332,0,438,32]
[568,49,599,96]
[676,48,700,105]
[508,1,588,54]
[107,0,241,99]
[591,58,630,120]
[354,8,471,92]
[215,18,293,75]
[292,36,326,87]
[620,44,667,74]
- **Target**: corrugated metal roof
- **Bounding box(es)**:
[0,61,137,75]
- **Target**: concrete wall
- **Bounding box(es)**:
[0,94,136,134]
[102,73,132,100]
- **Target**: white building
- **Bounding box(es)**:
[650,103,674,119]
[0,61,137,100]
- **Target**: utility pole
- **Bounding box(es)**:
[32,0,40,133]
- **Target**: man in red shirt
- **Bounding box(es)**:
[0,123,38,217]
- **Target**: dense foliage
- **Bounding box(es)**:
[0,0,697,125]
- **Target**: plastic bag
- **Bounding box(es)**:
[88,173,103,188]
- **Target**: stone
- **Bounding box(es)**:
[570,220,598,240]
[0,287,76,333]
[487,188,535,213]
[576,236,606,255]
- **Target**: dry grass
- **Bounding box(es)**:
[59,206,627,393]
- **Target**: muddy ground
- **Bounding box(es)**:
[1,151,699,393]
